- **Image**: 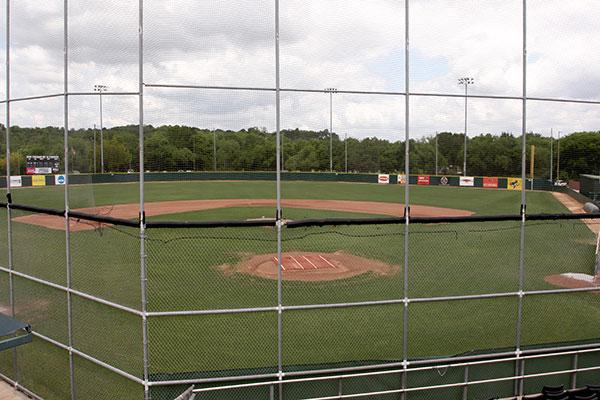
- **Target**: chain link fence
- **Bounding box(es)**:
[1,1,600,399]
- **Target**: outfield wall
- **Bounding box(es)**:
[2,171,554,191]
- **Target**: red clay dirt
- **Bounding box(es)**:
[545,274,600,293]
[219,251,399,282]
[12,199,473,232]
[546,193,600,291]
[552,192,600,234]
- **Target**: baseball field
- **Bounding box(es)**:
[0,180,599,399]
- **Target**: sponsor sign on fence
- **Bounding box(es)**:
[417,175,430,185]
[459,176,475,187]
[483,177,499,188]
[32,175,46,186]
[440,176,449,186]
[507,178,522,190]
[55,174,66,185]
[9,176,22,187]
[397,174,406,184]
[378,174,390,184]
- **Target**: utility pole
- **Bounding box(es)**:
[344,132,348,173]
[458,77,474,176]
[325,87,337,172]
[549,128,553,183]
[530,144,535,190]
[94,84,108,173]
[556,131,561,182]
[435,132,438,175]
[93,123,97,174]
[213,131,217,171]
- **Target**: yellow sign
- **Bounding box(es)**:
[507,178,522,190]
[31,175,46,186]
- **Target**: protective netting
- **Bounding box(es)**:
[1,1,600,400]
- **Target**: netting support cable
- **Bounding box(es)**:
[401,1,410,399]
[62,0,76,398]
[514,1,527,397]
[4,0,18,387]
[141,83,600,106]
[275,0,284,397]
[138,1,150,399]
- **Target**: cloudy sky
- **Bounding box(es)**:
[2,0,600,141]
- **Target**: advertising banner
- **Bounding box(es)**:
[417,175,430,185]
[55,174,66,185]
[507,178,522,190]
[459,176,475,187]
[378,174,390,184]
[9,176,22,187]
[397,174,406,184]
[32,175,46,186]
[483,177,499,188]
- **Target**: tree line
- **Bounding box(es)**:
[0,124,598,180]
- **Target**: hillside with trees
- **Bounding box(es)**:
[0,124,597,180]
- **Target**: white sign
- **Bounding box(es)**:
[54,174,66,185]
[397,174,406,184]
[35,167,53,174]
[378,174,390,184]
[459,176,475,187]
[9,176,22,187]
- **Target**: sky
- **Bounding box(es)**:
[1,0,600,142]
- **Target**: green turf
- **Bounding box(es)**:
[9,180,568,215]
[1,181,597,400]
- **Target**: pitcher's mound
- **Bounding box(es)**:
[222,251,399,281]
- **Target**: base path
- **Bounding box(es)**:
[13,199,473,231]
[552,192,599,234]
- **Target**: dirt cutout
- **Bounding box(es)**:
[13,199,473,231]
[552,192,600,235]
[545,273,600,293]
[547,192,600,291]
[221,251,399,282]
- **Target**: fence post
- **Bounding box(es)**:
[4,0,18,386]
[139,1,150,399]
[570,353,578,389]
[515,0,528,397]
[401,1,411,399]
[274,0,284,399]
[62,0,77,398]
[462,365,469,400]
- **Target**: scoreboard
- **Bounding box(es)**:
[26,155,60,175]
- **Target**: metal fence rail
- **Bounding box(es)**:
[2,0,600,400]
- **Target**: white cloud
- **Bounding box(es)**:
[2,0,600,140]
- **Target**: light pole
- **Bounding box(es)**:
[549,128,553,183]
[94,84,108,173]
[344,132,348,173]
[556,131,561,182]
[325,87,337,172]
[435,132,438,175]
[93,123,97,174]
[458,77,474,176]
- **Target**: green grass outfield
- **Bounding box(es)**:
[1,181,599,399]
